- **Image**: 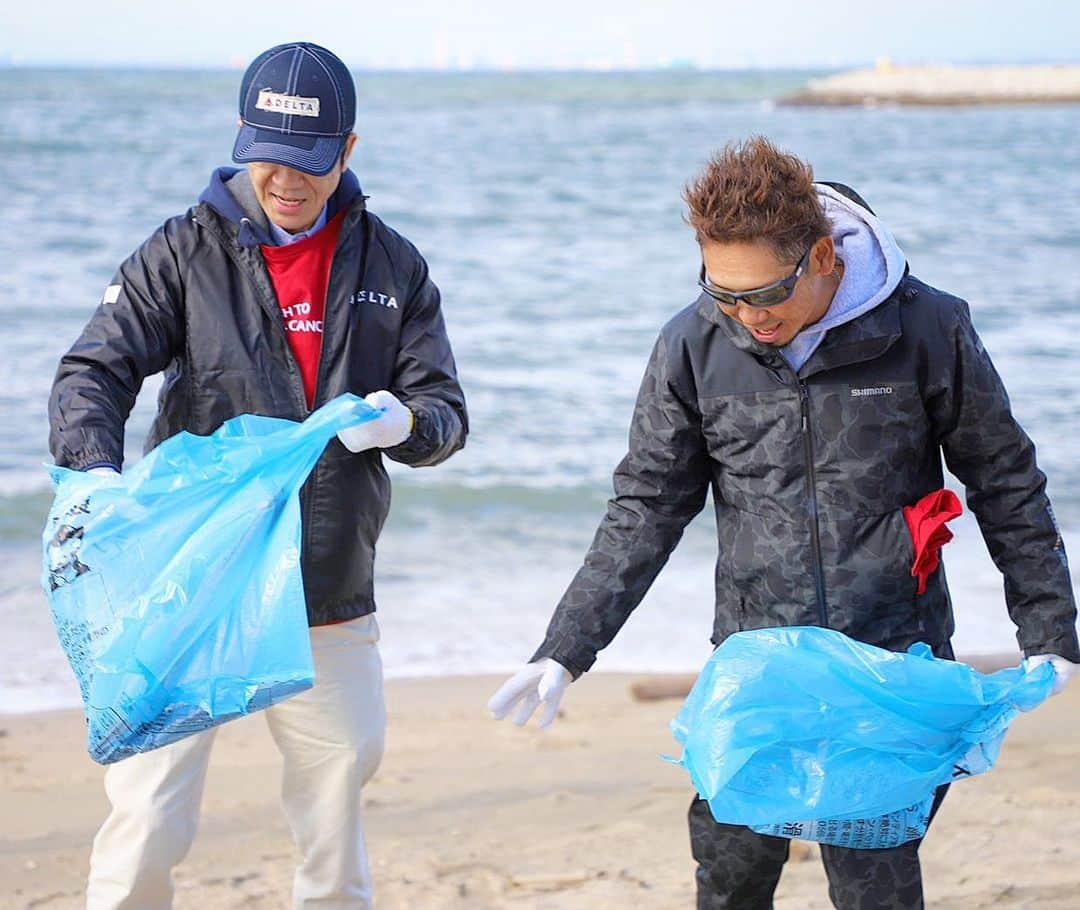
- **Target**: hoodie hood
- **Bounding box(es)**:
[779,183,907,373]
[197,166,365,248]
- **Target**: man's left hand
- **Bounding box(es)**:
[337,390,414,453]
[1024,653,1078,696]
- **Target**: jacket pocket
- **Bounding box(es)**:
[901,489,963,596]
[821,509,919,638]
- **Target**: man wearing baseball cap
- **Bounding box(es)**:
[49,42,467,909]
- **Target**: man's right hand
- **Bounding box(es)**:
[487,659,572,729]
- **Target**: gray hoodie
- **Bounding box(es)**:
[780,184,908,373]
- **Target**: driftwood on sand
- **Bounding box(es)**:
[629,652,1024,702]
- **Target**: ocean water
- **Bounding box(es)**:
[2,68,1078,712]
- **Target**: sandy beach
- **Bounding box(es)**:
[3,670,1080,909]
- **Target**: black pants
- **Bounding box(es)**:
[688,787,948,910]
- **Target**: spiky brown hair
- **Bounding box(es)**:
[684,135,831,264]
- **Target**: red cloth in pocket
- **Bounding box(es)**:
[903,490,963,595]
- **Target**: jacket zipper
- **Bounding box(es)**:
[195,211,332,617]
[196,206,369,615]
[297,208,369,592]
[796,376,828,626]
[309,209,368,412]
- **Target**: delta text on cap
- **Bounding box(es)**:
[232,42,356,177]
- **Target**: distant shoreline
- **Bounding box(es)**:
[782,62,1080,106]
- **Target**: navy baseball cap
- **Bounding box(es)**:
[232,42,355,177]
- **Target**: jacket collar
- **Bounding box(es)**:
[196,167,367,249]
[698,268,911,378]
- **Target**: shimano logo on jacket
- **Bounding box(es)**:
[850,387,894,397]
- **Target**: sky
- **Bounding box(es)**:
[3,0,1078,70]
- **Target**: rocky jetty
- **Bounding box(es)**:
[783,61,1080,106]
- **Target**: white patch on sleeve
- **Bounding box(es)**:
[103,284,122,304]
[255,90,321,117]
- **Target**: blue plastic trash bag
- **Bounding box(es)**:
[668,627,1054,849]
[42,393,379,764]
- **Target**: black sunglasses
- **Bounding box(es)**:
[698,246,813,309]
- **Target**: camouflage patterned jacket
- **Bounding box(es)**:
[532,272,1079,676]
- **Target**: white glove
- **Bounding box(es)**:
[87,466,119,476]
[1025,653,1078,697]
[488,659,572,729]
[337,390,413,453]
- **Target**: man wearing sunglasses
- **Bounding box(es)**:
[489,135,1077,908]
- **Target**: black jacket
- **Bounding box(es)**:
[49,168,467,625]
[533,190,1077,675]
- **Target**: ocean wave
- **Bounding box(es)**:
[0,479,613,545]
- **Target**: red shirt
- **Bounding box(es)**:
[261,211,346,408]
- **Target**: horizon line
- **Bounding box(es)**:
[2,58,1078,74]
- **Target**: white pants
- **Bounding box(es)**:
[86,615,386,910]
